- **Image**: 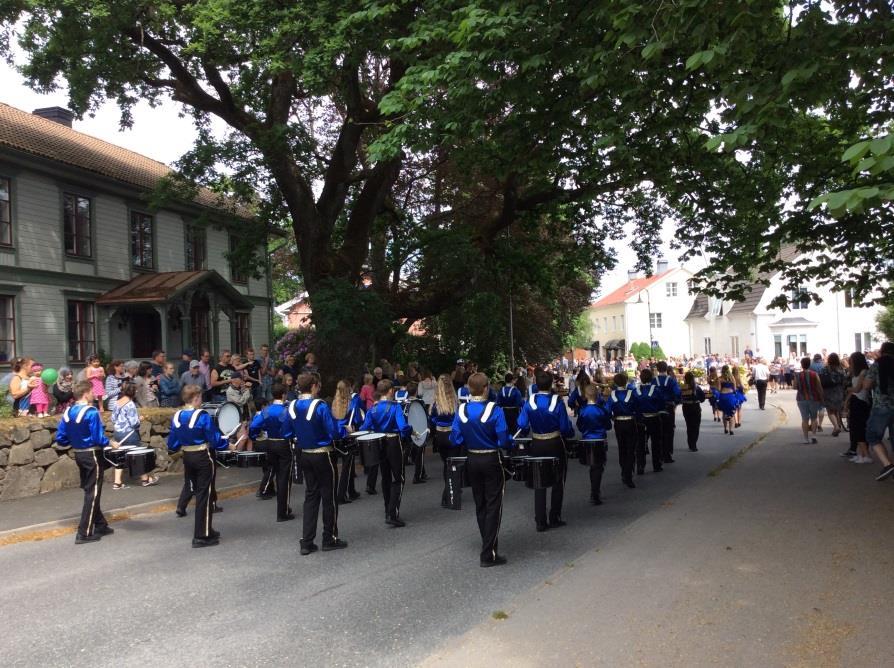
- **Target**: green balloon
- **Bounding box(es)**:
[40,368,58,385]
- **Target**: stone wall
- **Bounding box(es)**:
[0,409,180,501]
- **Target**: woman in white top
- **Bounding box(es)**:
[418,368,437,408]
[110,381,159,489]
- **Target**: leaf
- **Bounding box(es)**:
[853,156,876,174]
[856,186,880,199]
[641,42,662,60]
[870,135,892,157]
[841,141,870,162]
[685,51,703,70]
[825,190,851,211]
[704,135,723,151]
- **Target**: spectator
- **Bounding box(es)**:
[197,349,213,389]
[751,357,770,410]
[179,360,209,395]
[29,362,50,417]
[52,367,74,414]
[123,359,139,379]
[8,356,35,416]
[820,353,848,436]
[844,352,872,463]
[259,343,274,401]
[795,357,824,444]
[149,350,166,378]
[359,373,375,410]
[104,360,126,409]
[301,352,318,375]
[283,373,298,401]
[133,361,159,408]
[84,354,106,412]
[418,369,436,408]
[111,381,159,489]
[243,347,262,403]
[864,342,894,480]
[210,350,237,401]
[158,362,182,408]
[278,354,298,380]
[177,349,194,377]
[226,375,252,421]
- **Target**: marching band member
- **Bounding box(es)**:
[167,384,229,548]
[281,373,348,555]
[331,379,364,504]
[653,361,682,463]
[449,372,510,567]
[680,371,707,451]
[457,383,472,403]
[431,374,460,508]
[405,381,428,484]
[637,369,666,473]
[567,369,591,416]
[55,381,117,544]
[359,379,412,527]
[610,372,642,485]
[248,383,293,522]
[497,373,524,409]
[576,383,614,504]
[516,370,575,532]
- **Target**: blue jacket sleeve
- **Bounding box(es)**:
[248,410,265,439]
[55,414,70,445]
[166,415,180,451]
[359,408,373,432]
[320,403,340,443]
[558,405,574,438]
[89,410,110,447]
[202,413,227,450]
[449,412,463,447]
[494,408,509,449]
[516,404,530,435]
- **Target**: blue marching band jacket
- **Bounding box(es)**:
[636,383,666,415]
[449,399,510,450]
[281,396,341,449]
[576,399,614,440]
[609,386,640,420]
[56,403,109,449]
[653,374,682,406]
[359,400,412,438]
[167,408,229,451]
[248,402,288,441]
[496,385,524,409]
[516,393,575,438]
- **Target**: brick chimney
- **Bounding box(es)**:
[32,107,74,128]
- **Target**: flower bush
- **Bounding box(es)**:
[273,327,315,365]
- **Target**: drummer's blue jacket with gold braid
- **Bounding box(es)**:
[497,385,524,409]
[55,403,109,449]
[281,396,340,449]
[577,400,614,440]
[167,409,228,451]
[337,394,365,438]
[636,383,665,414]
[449,399,510,450]
[516,393,574,438]
[249,402,288,440]
[610,386,640,419]
[359,400,412,438]
[429,403,455,429]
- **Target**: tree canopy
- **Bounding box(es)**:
[2,0,891,377]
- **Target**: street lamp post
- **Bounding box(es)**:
[636,288,654,357]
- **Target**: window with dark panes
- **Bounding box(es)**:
[0,178,11,247]
[0,295,15,363]
[67,300,95,363]
[63,193,92,257]
[131,211,154,269]
[229,234,247,284]
[185,225,206,271]
[234,313,251,353]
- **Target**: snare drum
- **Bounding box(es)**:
[236,451,266,467]
[126,447,157,477]
[357,433,386,467]
[578,439,607,467]
[446,456,471,488]
[104,445,135,468]
[525,456,558,489]
[510,456,530,483]
[215,449,238,466]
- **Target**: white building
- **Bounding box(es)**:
[588,261,695,358]
[686,252,882,359]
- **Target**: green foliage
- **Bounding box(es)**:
[563,312,593,351]
[877,303,894,342]
[629,342,666,361]
[272,322,289,342]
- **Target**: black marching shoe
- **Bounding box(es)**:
[212,503,224,513]
[412,478,427,484]
[335,496,351,505]
[480,554,508,568]
[322,538,349,551]
[75,533,101,544]
[175,508,187,518]
[664,457,675,464]
[348,491,361,500]
[653,466,663,473]
[277,513,296,522]
[300,542,319,556]
[623,479,636,489]
[366,488,378,495]
[260,493,275,500]
[548,518,567,529]
[536,523,549,533]
[385,516,406,528]
[636,468,645,476]
[208,529,221,539]
[96,526,115,536]
[590,496,604,505]
[689,447,698,452]
[192,536,219,548]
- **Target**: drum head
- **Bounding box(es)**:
[408,401,429,447]
[216,402,242,436]
[349,430,371,439]
[357,433,386,442]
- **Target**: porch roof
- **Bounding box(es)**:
[96,270,253,309]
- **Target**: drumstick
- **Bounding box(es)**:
[513,428,523,439]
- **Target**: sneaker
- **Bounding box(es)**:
[875,464,894,481]
[853,456,872,464]
[840,450,857,458]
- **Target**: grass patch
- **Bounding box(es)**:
[492,610,508,621]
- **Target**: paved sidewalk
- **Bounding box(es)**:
[423,396,894,668]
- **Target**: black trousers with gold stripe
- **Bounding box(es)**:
[380,436,405,520]
[299,451,338,545]
[528,437,566,526]
[265,439,293,520]
[467,451,505,562]
[183,449,216,540]
[74,449,109,537]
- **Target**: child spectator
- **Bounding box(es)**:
[283,373,297,401]
[29,362,50,417]
[84,354,106,411]
[104,360,126,409]
[158,362,182,408]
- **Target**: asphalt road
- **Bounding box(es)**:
[1,402,776,667]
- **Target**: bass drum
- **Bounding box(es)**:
[200,402,242,437]
[407,400,429,448]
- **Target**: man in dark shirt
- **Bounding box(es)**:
[210,350,237,401]
[243,347,263,402]
[177,349,194,377]
[149,350,167,378]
